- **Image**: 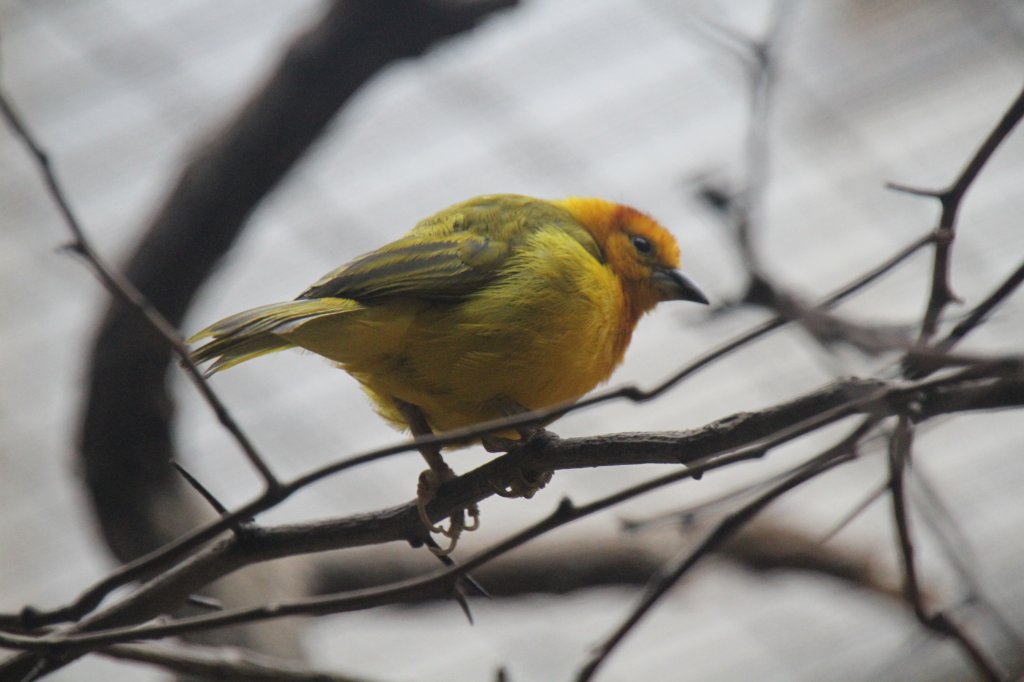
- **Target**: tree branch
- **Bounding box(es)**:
[1,369,1019,669]
[576,417,874,682]
[888,417,1005,681]
[101,641,385,682]
[888,83,1024,343]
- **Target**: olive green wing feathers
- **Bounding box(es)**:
[298,194,602,302]
[188,299,360,374]
[189,195,604,375]
[298,231,510,301]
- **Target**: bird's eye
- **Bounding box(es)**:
[631,235,653,255]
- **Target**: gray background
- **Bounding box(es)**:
[2,1,1023,680]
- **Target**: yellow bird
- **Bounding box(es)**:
[190,194,707,546]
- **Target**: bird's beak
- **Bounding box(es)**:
[652,268,709,305]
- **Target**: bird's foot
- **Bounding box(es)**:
[488,427,557,499]
[417,465,480,556]
[491,467,552,499]
[395,398,481,554]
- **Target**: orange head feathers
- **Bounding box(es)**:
[556,196,706,322]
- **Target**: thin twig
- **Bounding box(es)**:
[887,416,1004,681]
[936,259,1024,354]
[819,479,887,544]
[889,83,1024,344]
[576,417,876,682]
[101,641,385,682]
[0,80,281,490]
[690,4,791,274]
[911,470,1024,653]
[171,462,232,518]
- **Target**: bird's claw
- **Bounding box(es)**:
[491,468,553,499]
[417,468,449,534]
[417,467,480,555]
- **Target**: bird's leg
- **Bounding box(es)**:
[483,398,554,499]
[394,398,479,554]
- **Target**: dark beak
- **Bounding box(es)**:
[652,268,709,305]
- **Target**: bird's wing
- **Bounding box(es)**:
[298,195,601,302]
[297,230,511,301]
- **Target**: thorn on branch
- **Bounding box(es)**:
[688,172,739,217]
[427,538,491,600]
[617,386,649,402]
[15,606,49,632]
[742,274,777,308]
[449,582,474,625]
[185,595,222,612]
[56,241,85,256]
[885,181,945,199]
[554,497,577,518]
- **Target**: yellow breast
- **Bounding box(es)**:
[286,227,630,433]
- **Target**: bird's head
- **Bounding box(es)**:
[557,197,708,319]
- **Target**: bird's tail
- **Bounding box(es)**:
[188,299,353,375]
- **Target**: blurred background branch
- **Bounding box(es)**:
[2,1,1023,680]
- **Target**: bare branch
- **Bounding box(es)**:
[687,3,792,274]
[0,464,725,652]
[1,368,1019,667]
[102,641,385,682]
[935,260,1024,354]
[887,417,1005,681]
[171,462,233,519]
[0,18,279,498]
[891,83,1024,343]
[911,471,1024,654]
[576,418,875,682]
